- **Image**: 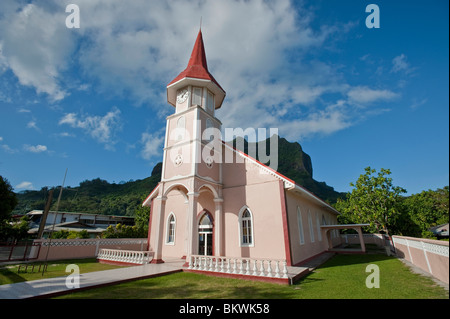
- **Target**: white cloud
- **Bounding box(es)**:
[391,54,414,74]
[0,0,401,141]
[24,144,47,153]
[0,136,18,154]
[1,144,17,154]
[59,107,123,150]
[347,86,399,105]
[410,98,428,110]
[15,181,35,190]
[26,120,40,131]
[0,2,73,101]
[140,131,165,160]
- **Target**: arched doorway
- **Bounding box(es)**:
[198,213,213,256]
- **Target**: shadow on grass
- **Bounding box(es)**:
[0,267,27,284]
[317,253,393,270]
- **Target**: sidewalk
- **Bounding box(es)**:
[0,259,184,299]
[0,253,336,299]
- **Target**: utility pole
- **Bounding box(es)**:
[37,189,54,239]
[42,168,68,276]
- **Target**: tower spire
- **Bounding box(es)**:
[167,28,226,109]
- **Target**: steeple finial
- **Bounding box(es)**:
[200,16,202,30]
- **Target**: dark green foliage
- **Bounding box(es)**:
[102,223,147,238]
[335,167,448,238]
[13,167,161,219]
[230,135,345,203]
[0,175,18,222]
[397,186,449,237]
[13,135,344,220]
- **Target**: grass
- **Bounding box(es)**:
[57,254,449,299]
[0,258,123,285]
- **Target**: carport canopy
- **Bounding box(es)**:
[320,224,370,252]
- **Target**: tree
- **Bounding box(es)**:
[400,186,449,238]
[0,176,19,241]
[134,197,150,234]
[0,176,18,222]
[337,167,406,234]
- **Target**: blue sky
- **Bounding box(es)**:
[0,0,448,195]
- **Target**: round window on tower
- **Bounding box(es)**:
[174,154,183,167]
[205,156,213,169]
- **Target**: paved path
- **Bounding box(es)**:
[0,253,335,299]
[0,259,184,299]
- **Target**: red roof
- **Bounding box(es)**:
[168,30,224,92]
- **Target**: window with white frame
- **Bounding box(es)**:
[297,207,304,245]
[176,116,185,141]
[239,207,254,246]
[316,213,322,241]
[192,87,202,106]
[205,118,214,141]
[308,210,315,243]
[166,213,176,244]
[206,90,214,113]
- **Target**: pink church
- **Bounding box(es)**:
[142,30,344,274]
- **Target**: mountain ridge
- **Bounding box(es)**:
[13,136,344,216]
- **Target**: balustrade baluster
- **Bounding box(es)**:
[238,259,244,274]
[259,260,265,276]
[232,259,237,274]
[282,261,288,278]
[194,256,199,270]
[245,259,250,275]
[252,259,258,276]
[266,260,273,277]
[274,261,281,278]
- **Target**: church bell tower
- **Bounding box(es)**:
[163,29,226,185]
[148,29,226,263]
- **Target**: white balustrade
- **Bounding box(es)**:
[97,248,153,264]
[188,255,288,279]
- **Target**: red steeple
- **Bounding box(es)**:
[168,30,224,92]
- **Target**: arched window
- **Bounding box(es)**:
[192,87,202,106]
[239,207,254,246]
[166,213,176,244]
[206,90,214,113]
[308,210,315,243]
[204,118,214,142]
[176,116,185,141]
[297,207,305,245]
[316,212,322,241]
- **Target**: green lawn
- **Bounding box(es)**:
[58,254,449,299]
[0,258,123,285]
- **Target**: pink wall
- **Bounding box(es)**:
[160,189,189,259]
[285,191,339,265]
[393,236,449,284]
[222,179,286,260]
[32,238,147,261]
